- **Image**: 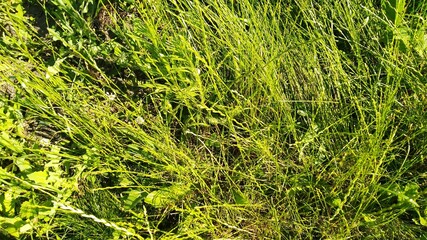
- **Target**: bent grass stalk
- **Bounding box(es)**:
[53,201,146,239]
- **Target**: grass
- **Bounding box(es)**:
[1,0,427,239]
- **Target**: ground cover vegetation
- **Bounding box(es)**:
[1,0,427,239]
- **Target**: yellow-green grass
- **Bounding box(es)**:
[1,0,427,239]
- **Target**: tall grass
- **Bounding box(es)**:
[1,0,427,239]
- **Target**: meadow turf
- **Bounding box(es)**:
[1,0,427,239]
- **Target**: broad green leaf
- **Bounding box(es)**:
[414,30,427,57]
[145,184,190,208]
[393,27,411,51]
[0,132,23,153]
[15,4,24,19]
[27,171,49,185]
[48,28,62,41]
[45,145,62,173]
[384,0,406,27]
[394,0,406,27]
[15,157,32,172]
[232,189,249,204]
[48,171,67,188]
[19,201,38,219]
[46,58,66,79]
[144,190,173,208]
[0,216,25,238]
[19,223,32,234]
[119,176,133,187]
[2,190,15,215]
[123,190,144,210]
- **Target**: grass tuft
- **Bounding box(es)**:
[1,0,427,239]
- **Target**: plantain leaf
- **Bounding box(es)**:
[232,189,249,204]
[145,184,190,208]
[123,190,144,210]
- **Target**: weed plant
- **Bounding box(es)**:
[1,0,427,239]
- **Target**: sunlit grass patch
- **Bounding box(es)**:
[1,0,427,239]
